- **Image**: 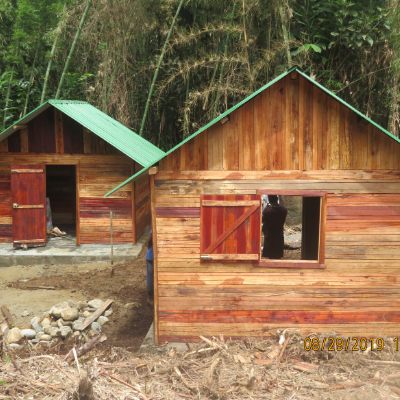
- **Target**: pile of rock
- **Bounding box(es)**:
[5,299,112,350]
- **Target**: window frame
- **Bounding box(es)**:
[254,189,327,269]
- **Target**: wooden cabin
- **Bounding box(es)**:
[0,100,165,247]
[109,66,400,343]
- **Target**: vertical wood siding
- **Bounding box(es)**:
[134,162,151,242]
[159,75,400,172]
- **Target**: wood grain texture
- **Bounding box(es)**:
[160,75,400,172]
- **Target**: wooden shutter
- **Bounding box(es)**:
[200,195,261,262]
[11,164,46,248]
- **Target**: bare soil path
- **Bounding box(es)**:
[0,246,153,351]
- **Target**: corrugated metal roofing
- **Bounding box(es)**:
[0,100,165,168]
[106,65,400,197]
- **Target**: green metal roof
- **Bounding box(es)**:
[0,100,165,168]
[106,65,400,197]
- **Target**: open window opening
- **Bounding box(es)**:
[261,195,320,261]
[45,165,77,244]
[200,192,326,269]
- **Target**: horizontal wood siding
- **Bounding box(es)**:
[160,75,400,171]
[154,177,400,341]
[0,154,135,244]
[79,157,133,244]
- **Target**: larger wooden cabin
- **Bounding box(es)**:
[110,66,400,343]
[0,100,165,247]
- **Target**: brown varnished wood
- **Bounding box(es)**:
[151,174,159,344]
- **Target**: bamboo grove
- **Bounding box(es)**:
[0,0,399,149]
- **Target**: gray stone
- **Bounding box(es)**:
[36,332,45,339]
[88,299,104,310]
[51,321,58,327]
[72,318,84,331]
[31,320,43,333]
[21,329,36,339]
[31,316,41,325]
[73,331,80,337]
[49,302,69,318]
[40,335,52,341]
[21,310,29,317]
[97,316,109,326]
[75,301,87,311]
[43,326,51,334]
[60,326,72,339]
[61,307,79,321]
[84,307,95,312]
[91,322,101,333]
[62,320,73,327]
[9,343,23,350]
[83,311,92,318]
[67,300,75,307]
[7,328,22,343]
[41,318,51,328]
[57,319,64,328]
[125,302,141,309]
[50,328,61,338]
[31,338,40,344]
[42,311,50,318]
[104,309,113,317]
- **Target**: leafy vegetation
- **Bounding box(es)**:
[0,0,399,148]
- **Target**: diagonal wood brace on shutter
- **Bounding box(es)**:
[202,204,259,255]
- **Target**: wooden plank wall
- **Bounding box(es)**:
[0,106,154,244]
[154,175,400,342]
[159,75,400,171]
[0,155,134,244]
[134,162,151,242]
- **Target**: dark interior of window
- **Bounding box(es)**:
[261,195,320,261]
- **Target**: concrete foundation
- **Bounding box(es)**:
[139,323,189,354]
[0,227,149,267]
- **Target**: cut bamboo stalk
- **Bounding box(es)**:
[55,0,93,99]
[138,0,184,137]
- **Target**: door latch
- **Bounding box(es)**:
[13,203,18,208]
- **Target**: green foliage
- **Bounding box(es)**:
[0,0,399,141]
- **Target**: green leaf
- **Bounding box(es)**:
[310,44,322,52]
[322,56,327,65]
[366,36,373,46]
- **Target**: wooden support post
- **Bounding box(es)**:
[110,211,114,276]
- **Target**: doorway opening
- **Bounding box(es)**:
[46,165,77,245]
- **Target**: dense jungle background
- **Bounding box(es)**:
[0,0,399,149]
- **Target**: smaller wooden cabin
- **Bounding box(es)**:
[108,66,400,344]
[0,100,165,247]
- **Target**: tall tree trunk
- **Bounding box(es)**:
[212,0,237,119]
[41,3,66,104]
[139,0,184,137]
[23,40,40,116]
[278,0,292,68]
[41,33,59,104]
[55,0,93,99]
[2,65,15,130]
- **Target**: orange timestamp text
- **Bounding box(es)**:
[303,337,393,352]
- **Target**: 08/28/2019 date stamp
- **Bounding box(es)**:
[304,337,400,352]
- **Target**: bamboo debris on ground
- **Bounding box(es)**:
[2,333,400,399]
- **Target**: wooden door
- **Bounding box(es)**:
[11,164,46,248]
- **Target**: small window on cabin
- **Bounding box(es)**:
[261,195,320,261]
[200,192,326,268]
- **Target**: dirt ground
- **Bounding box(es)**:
[0,246,153,351]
